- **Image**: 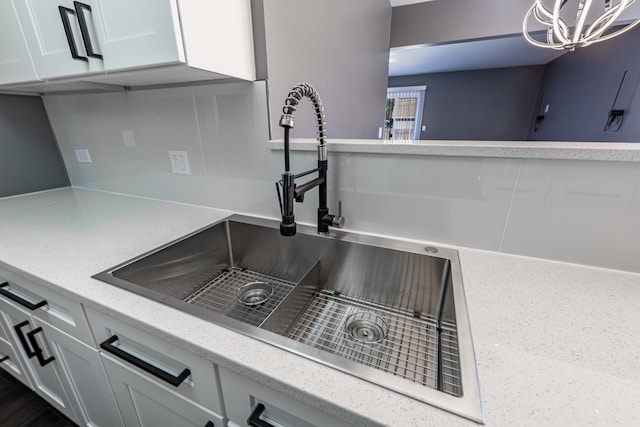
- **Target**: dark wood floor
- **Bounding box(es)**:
[0,368,76,427]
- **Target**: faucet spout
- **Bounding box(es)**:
[275,83,344,237]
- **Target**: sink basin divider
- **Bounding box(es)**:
[224,221,235,270]
[259,261,322,335]
[435,260,452,393]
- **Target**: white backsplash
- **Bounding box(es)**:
[43,81,640,273]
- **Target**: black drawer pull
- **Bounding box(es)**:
[0,283,47,311]
[0,355,8,363]
[26,327,55,367]
[73,1,103,59]
[248,403,275,427]
[204,422,214,427]
[58,6,88,62]
[100,335,191,387]
[14,320,38,358]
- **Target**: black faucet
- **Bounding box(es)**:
[275,83,345,237]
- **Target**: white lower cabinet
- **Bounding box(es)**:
[0,335,32,388]
[102,354,224,427]
[0,272,122,427]
[219,366,353,427]
[33,318,124,426]
[86,306,226,426]
[0,294,83,423]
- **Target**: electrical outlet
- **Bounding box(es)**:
[122,130,136,147]
[75,149,92,163]
[169,150,190,175]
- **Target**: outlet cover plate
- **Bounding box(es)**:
[169,150,191,175]
[122,130,136,147]
[75,149,92,163]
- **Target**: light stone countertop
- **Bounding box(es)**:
[0,187,638,427]
[269,138,640,162]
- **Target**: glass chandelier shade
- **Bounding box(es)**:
[523,0,640,50]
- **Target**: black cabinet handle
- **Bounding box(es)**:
[14,320,38,358]
[73,1,103,59]
[26,327,55,367]
[58,6,88,62]
[204,422,214,427]
[248,403,275,427]
[0,283,47,311]
[100,335,191,387]
[0,355,9,363]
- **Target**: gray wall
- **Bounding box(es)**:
[390,0,544,47]
[262,0,391,139]
[389,66,545,141]
[528,24,640,142]
[0,95,69,197]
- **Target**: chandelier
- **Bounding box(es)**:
[523,0,640,50]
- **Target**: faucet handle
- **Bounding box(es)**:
[275,181,284,216]
[332,200,345,228]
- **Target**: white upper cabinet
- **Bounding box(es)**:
[5,0,255,89]
[0,2,39,84]
[12,0,104,80]
[95,0,185,73]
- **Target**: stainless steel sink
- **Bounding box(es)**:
[94,215,484,423]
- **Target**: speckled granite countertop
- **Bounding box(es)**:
[1,188,638,427]
[269,138,640,162]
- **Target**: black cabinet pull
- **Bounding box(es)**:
[0,283,47,311]
[73,1,103,59]
[100,335,191,387]
[58,6,88,62]
[26,327,55,367]
[247,403,275,427]
[14,320,38,358]
[204,422,214,427]
[0,355,9,363]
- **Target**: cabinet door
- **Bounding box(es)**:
[0,2,39,85]
[102,354,224,427]
[12,0,105,79]
[0,334,33,388]
[0,299,81,424]
[34,318,124,427]
[95,0,184,72]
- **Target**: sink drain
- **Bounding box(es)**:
[236,282,273,306]
[344,312,389,345]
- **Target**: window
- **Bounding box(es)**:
[384,86,426,141]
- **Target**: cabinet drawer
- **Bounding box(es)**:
[0,269,94,346]
[219,366,353,427]
[102,354,224,427]
[85,306,224,415]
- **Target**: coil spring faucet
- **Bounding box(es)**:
[275,83,345,236]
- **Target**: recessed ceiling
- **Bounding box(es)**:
[389,35,567,77]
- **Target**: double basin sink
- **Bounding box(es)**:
[94,215,484,423]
